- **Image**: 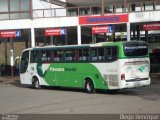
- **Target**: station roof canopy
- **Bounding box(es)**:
[66,0,153,6]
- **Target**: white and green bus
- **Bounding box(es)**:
[20,41,150,93]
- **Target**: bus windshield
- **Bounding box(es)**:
[123,41,148,56]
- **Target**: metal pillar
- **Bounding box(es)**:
[77,25,81,45]
[101,0,104,15]
[31,27,35,47]
[28,30,31,48]
[10,38,14,80]
[127,22,131,41]
[4,39,8,66]
[124,0,127,12]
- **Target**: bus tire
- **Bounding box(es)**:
[84,79,95,94]
[32,77,41,89]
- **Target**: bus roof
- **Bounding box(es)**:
[22,41,146,52]
[31,42,120,50]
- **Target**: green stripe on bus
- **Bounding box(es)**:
[37,63,109,90]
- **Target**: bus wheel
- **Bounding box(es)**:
[84,79,95,94]
[32,77,41,89]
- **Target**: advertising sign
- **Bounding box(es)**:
[79,14,128,25]
[143,23,160,31]
[92,26,109,34]
[92,25,115,34]
[45,28,66,36]
[0,30,21,38]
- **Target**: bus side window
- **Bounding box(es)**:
[77,48,89,61]
[83,49,89,61]
[41,51,47,62]
[40,50,51,63]
[91,48,98,61]
[58,51,63,61]
[105,47,112,61]
[30,51,36,63]
[65,49,76,62]
[76,50,80,61]
[36,51,42,63]
[51,51,54,61]
[53,50,63,62]
[20,51,29,73]
[105,47,118,62]
[53,51,58,62]
[53,51,59,62]
[46,50,51,62]
[98,48,105,61]
[71,50,76,61]
[78,49,83,61]
[112,47,118,60]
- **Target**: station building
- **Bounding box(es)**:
[0,0,160,73]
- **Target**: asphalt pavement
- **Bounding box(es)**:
[0,75,160,114]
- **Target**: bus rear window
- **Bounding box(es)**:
[123,42,148,56]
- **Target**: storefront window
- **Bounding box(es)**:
[0,14,9,20]
[156,1,160,10]
[143,2,154,11]
[115,4,126,13]
[130,3,141,12]
[10,13,19,19]
[0,0,8,12]
[104,5,113,13]
[10,0,20,11]
[21,0,30,11]
[21,13,30,19]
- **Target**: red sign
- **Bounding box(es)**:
[92,26,109,34]
[45,28,66,36]
[79,14,128,25]
[143,23,160,31]
[45,28,61,36]
[0,30,16,38]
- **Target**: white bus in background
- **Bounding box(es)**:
[19,41,150,93]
